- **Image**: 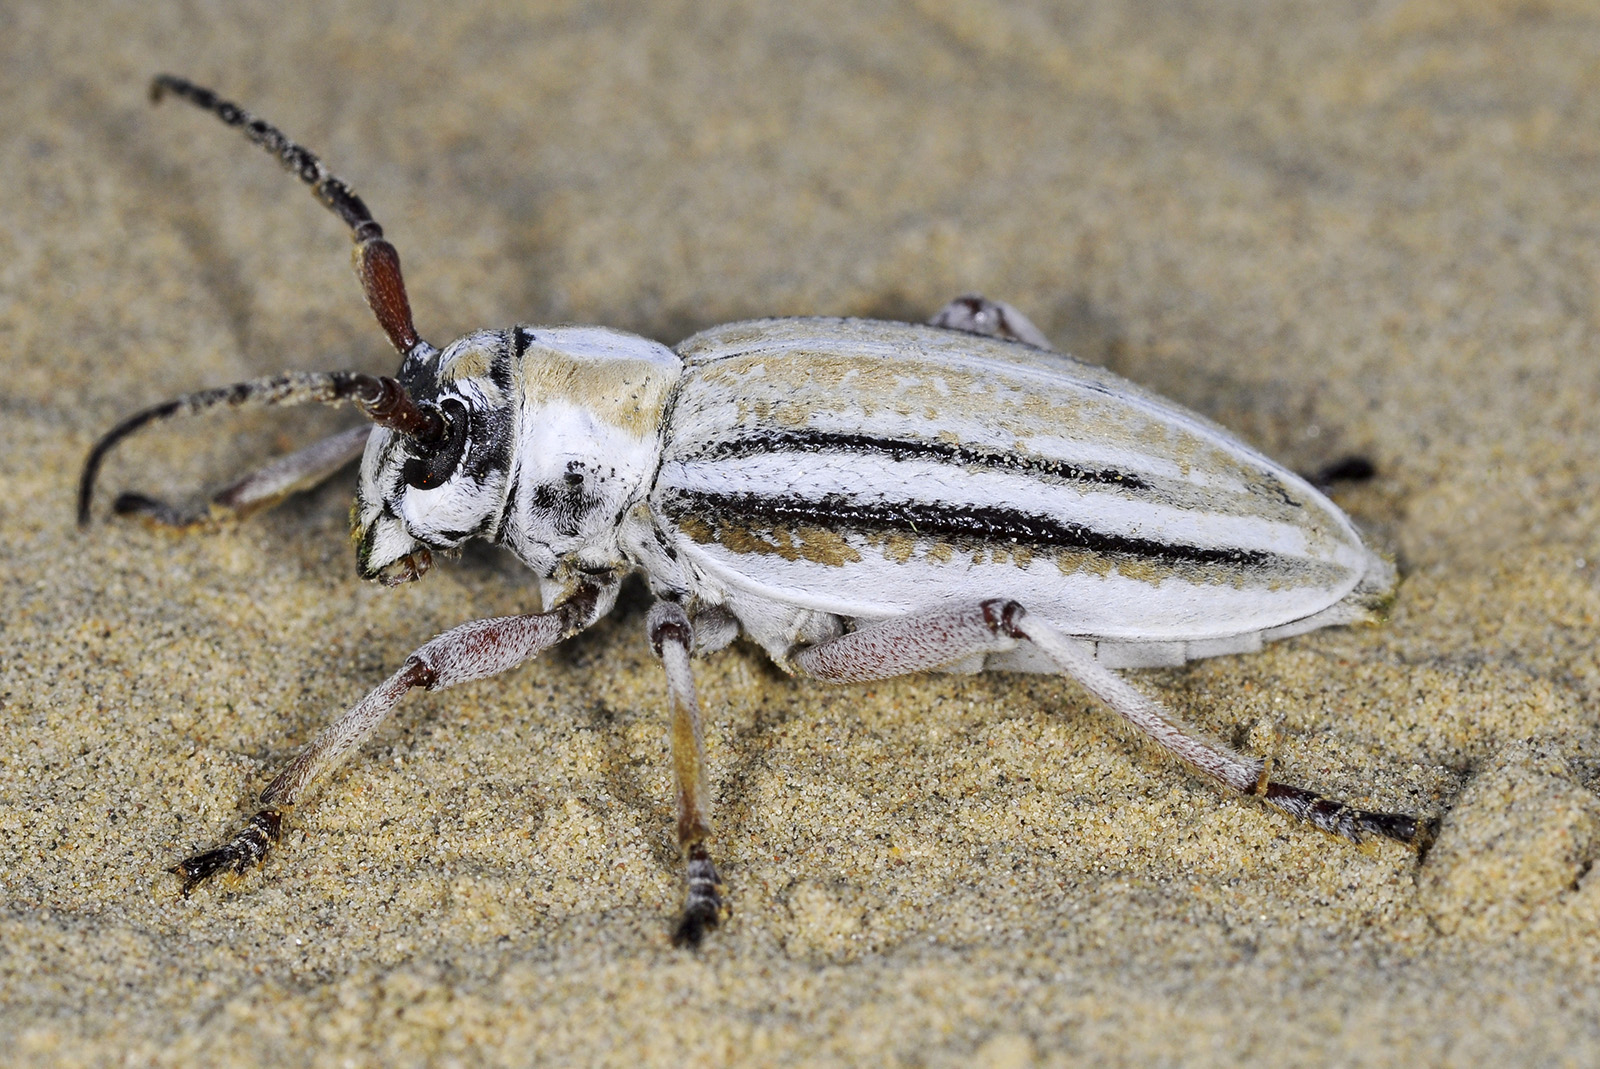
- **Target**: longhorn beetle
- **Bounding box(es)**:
[80,76,1434,947]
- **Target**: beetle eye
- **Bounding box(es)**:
[401,398,470,490]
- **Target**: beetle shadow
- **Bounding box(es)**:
[83,79,259,372]
[79,79,394,534]
[582,697,683,877]
[547,578,684,873]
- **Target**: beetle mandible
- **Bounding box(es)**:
[80,76,1434,946]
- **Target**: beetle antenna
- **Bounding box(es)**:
[149,75,427,361]
[78,372,443,526]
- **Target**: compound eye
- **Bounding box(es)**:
[401,397,470,490]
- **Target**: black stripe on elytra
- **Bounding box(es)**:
[667,489,1279,569]
[691,430,1150,491]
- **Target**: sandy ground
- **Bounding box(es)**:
[4,1,1599,1065]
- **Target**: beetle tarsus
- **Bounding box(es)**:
[671,845,726,948]
[1259,782,1429,847]
[113,491,214,530]
[172,807,283,894]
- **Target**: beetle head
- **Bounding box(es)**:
[352,331,518,584]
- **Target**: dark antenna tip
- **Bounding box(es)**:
[78,399,186,529]
[144,74,427,358]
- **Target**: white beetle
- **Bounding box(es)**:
[81,77,1430,946]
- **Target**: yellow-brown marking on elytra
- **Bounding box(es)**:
[795,526,861,566]
[883,532,916,564]
[684,341,1244,477]
[1046,541,1350,591]
[1055,549,1115,579]
[1108,555,1182,585]
[716,524,780,558]
[677,514,862,566]
[677,514,716,545]
[685,328,1291,506]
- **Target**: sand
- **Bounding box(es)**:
[3,1,1598,1065]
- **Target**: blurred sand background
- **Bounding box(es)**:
[4,1,1599,1064]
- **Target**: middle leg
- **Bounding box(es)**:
[647,601,727,947]
[113,425,371,530]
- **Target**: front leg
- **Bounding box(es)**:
[647,601,727,947]
[793,600,1431,846]
[96,425,370,530]
[174,586,613,892]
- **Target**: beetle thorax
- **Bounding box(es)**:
[499,327,682,605]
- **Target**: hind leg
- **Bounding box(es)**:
[793,600,1431,846]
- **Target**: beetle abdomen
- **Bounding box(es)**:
[653,318,1387,645]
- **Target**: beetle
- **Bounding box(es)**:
[80,76,1433,947]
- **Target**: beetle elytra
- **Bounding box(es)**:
[80,76,1433,946]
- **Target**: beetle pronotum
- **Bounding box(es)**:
[81,76,1434,946]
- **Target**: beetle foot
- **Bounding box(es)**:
[171,807,283,894]
[671,844,726,948]
[113,491,218,531]
[1260,782,1432,848]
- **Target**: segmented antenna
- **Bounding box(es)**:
[149,75,425,358]
[77,372,444,526]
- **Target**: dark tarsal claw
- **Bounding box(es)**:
[671,845,726,949]
[171,808,283,895]
[671,899,724,949]
[1261,782,1431,848]
[113,492,213,531]
[1354,809,1433,847]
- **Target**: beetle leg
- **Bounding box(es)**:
[113,425,369,530]
[173,592,610,894]
[1008,609,1432,847]
[929,294,1054,350]
[647,601,726,948]
[794,600,1431,848]
[791,600,1025,682]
